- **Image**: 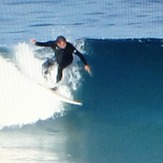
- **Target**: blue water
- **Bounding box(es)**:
[1,0,163,44]
[0,0,163,162]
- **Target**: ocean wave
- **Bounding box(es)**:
[0,38,163,127]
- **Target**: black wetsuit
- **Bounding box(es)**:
[35,41,88,82]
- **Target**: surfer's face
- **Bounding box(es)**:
[57,41,67,49]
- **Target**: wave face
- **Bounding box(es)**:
[83,38,163,124]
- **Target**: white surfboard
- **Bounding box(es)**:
[38,82,82,106]
[50,89,82,106]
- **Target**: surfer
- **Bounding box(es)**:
[31,36,91,83]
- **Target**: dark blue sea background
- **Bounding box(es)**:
[0,0,163,162]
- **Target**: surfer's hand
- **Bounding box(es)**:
[85,65,91,74]
[30,38,36,44]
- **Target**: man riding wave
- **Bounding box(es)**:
[31,36,91,84]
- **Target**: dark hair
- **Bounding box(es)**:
[56,36,66,43]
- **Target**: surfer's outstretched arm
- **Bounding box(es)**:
[74,49,91,75]
[30,39,55,47]
[74,49,87,65]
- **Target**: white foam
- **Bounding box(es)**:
[0,43,82,128]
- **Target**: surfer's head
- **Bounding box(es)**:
[56,36,67,49]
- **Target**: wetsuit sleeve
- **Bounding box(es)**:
[74,49,88,65]
[35,41,55,47]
